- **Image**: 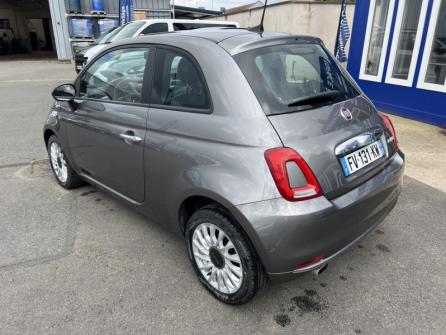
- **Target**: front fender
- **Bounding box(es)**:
[43,102,78,172]
[43,103,60,135]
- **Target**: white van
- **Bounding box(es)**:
[76,19,239,72]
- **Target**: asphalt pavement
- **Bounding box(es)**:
[0,60,445,335]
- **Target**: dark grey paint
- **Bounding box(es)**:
[44,29,404,277]
[62,100,148,202]
[267,96,397,199]
[235,152,404,276]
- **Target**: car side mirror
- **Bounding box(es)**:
[52,84,75,102]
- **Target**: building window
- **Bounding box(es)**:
[417,0,446,92]
[385,0,429,86]
[359,0,396,82]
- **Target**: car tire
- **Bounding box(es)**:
[185,206,267,304]
[47,135,84,189]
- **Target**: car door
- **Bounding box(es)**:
[63,47,152,203]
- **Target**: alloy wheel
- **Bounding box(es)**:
[50,142,68,183]
[192,222,243,294]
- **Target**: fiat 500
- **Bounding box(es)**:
[44,29,404,304]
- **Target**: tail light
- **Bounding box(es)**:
[264,148,323,202]
[380,113,399,149]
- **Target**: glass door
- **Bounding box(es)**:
[417,0,446,92]
[385,0,429,86]
[359,0,396,82]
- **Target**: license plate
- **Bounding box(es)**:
[340,140,385,176]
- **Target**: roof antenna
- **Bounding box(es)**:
[249,0,268,34]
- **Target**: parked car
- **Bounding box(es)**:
[74,26,123,72]
[44,29,404,304]
[75,19,239,73]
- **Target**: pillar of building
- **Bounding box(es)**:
[48,0,72,61]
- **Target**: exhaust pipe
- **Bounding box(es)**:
[313,264,328,276]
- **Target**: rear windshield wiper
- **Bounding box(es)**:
[287,90,342,108]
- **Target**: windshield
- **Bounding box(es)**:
[98,25,124,44]
[234,43,360,115]
[109,21,146,42]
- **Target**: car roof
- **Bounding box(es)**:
[175,28,273,43]
[132,19,239,25]
[113,28,323,56]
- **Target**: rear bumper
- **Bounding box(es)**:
[234,151,404,278]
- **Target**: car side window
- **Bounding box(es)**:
[151,48,210,110]
[172,23,236,31]
[78,48,149,104]
[140,23,169,35]
[173,23,192,31]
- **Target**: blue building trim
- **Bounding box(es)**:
[347,0,446,128]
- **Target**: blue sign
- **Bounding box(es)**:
[119,0,134,26]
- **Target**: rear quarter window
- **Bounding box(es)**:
[151,48,211,111]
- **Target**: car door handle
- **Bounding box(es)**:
[120,133,143,144]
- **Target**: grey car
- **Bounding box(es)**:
[44,28,404,304]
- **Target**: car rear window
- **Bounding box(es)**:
[234,43,360,115]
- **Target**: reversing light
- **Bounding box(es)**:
[264,147,323,202]
[380,113,399,149]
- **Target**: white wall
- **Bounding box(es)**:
[213,1,355,54]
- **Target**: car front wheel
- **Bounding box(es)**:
[186,206,267,304]
[47,135,84,189]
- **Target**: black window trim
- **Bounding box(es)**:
[74,44,155,108]
[149,45,214,115]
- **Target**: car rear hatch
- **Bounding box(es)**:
[233,39,398,199]
[267,96,396,199]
